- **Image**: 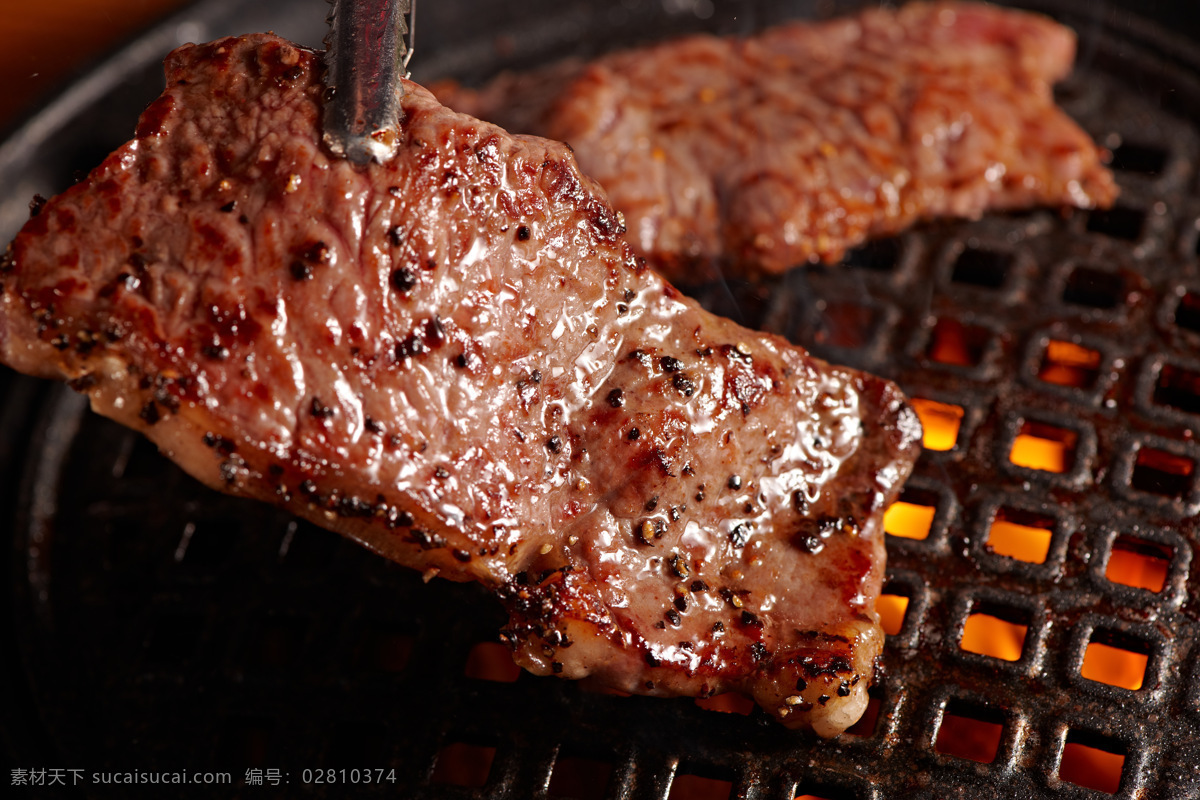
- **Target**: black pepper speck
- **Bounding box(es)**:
[139,401,160,425]
[290,260,313,280]
[729,524,750,548]
[390,267,416,292]
[396,334,425,359]
[310,397,333,418]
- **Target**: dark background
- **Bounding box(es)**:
[2,0,1199,793]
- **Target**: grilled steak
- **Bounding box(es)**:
[0,33,920,734]
[437,1,1118,281]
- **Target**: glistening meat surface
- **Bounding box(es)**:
[437,1,1118,281]
[0,34,920,734]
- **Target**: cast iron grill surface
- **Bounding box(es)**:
[3,1,1200,798]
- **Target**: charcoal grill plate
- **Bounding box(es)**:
[3,1,1200,798]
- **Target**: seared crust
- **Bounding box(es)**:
[0,33,920,733]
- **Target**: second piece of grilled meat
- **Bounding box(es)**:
[438,1,1118,281]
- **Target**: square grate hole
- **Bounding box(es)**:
[934,700,1004,764]
[878,584,911,636]
[843,686,884,738]
[1106,535,1172,593]
[951,248,1011,289]
[910,398,964,451]
[794,783,860,800]
[883,486,939,540]
[1153,362,1200,415]
[432,741,497,787]
[1130,446,1195,498]
[1038,340,1101,389]
[842,237,902,272]
[1108,142,1168,176]
[1086,205,1145,241]
[464,641,522,683]
[355,626,414,672]
[816,301,880,350]
[1081,629,1149,691]
[1062,266,1126,310]
[548,753,613,800]
[694,692,755,715]
[961,602,1028,662]
[1059,730,1125,795]
[1172,290,1200,332]
[987,507,1054,564]
[926,318,990,368]
[1010,421,1077,473]
[668,769,733,800]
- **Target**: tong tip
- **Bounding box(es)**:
[322,0,415,165]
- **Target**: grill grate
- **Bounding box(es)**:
[5,1,1200,798]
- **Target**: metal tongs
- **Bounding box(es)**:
[322,0,417,165]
